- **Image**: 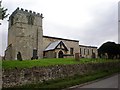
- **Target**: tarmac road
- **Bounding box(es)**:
[69,74,119,89]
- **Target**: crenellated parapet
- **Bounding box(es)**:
[10,7,43,19]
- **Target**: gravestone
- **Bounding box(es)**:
[92,52,96,59]
[75,53,80,61]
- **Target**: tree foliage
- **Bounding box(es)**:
[0,1,9,20]
[98,41,120,59]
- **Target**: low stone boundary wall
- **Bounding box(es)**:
[2,61,120,88]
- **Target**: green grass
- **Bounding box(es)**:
[2,58,120,69]
[6,67,120,89]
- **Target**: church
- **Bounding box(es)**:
[4,8,98,60]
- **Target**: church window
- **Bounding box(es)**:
[88,49,89,55]
[70,48,74,55]
[27,15,34,25]
[84,49,85,55]
[92,49,94,53]
[43,52,45,57]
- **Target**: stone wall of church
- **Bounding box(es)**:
[4,44,13,60]
[5,8,43,60]
[44,51,56,58]
[43,36,80,57]
[79,45,98,58]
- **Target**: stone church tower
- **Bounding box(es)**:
[5,8,43,60]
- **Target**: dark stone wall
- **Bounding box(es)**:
[2,61,120,88]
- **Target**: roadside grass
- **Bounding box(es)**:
[2,58,120,69]
[6,67,120,89]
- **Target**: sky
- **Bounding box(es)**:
[0,0,119,56]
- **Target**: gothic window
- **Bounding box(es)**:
[27,15,34,25]
[88,49,89,55]
[43,51,45,57]
[70,48,74,55]
[84,49,85,55]
[92,49,94,53]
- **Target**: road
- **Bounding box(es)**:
[69,74,119,89]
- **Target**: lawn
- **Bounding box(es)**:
[2,58,120,69]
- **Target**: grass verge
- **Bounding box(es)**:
[3,67,120,90]
[2,58,120,69]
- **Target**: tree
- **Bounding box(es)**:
[98,41,120,59]
[0,1,9,20]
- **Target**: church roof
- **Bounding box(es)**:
[44,41,68,51]
[43,35,79,42]
[79,45,97,48]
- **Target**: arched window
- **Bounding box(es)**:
[27,15,34,25]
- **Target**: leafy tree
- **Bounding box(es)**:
[0,1,9,20]
[117,44,120,56]
[98,41,120,59]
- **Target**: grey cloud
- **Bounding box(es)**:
[77,3,118,47]
[44,3,118,48]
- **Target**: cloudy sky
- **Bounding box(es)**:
[0,0,119,56]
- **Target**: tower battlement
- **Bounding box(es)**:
[10,7,43,18]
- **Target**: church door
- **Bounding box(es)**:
[31,49,38,60]
[58,51,63,58]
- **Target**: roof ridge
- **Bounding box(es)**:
[43,35,79,42]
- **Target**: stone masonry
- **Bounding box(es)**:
[5,8,43,60]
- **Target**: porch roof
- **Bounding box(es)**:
[44,41,68,51]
